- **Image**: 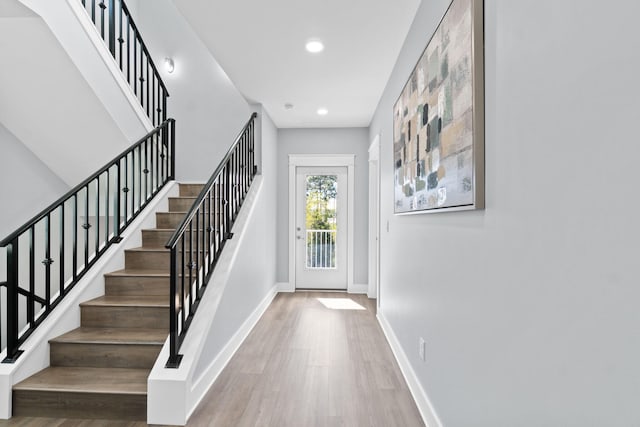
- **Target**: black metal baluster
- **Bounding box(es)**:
[126,17,131,84]
[95,178,100,255]
[84,186,90,268]
[45,214,51,310]
[151,77,160,126]
[144,137,149,201]
[170,119,175,179]
[105,170,110,244]
[138,144,142,212]
[115,161,121,238]
[73,194,78,280]
[118,0,123,68]
[155,134,159,193]
[162,92,167,123]
[108,0,115,56]
[139,39,144,107]
[180,235,185,332]
[99,1,105,39]
[59,204,65,297]
[146,61,150,117]
[162,125,166,183]
[206,189,212,274]
[166,244,178,367]
[188,222,194,312]
[195,208,200,295]
[91,0,96,25]
[28,227,35,327]
[124,152,129,224]
[130,150,134,216]
[133,36,137,95]
[4,239,20,362]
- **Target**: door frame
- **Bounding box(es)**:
[368,135,380,303]
[288,154,355,292]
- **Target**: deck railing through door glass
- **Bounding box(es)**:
[306,230,336,269]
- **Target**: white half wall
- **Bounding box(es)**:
[276,128,370,287]
[369,0,640,425]
[148,109,278,425]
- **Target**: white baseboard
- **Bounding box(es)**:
[348,283,368,294]
[277,282,294,292]
[377,312,442,427]
[188,285,278,419]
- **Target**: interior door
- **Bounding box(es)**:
[295,166,347,289]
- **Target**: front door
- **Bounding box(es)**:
[294,166,347,289]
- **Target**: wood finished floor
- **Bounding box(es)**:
[1,292,424,427]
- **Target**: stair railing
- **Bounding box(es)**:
[0,119,176,363]
[79,0,169,126]
[164,113,257,368]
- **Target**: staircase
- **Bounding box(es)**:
[11,183,203,421]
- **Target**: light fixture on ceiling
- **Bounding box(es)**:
[164,57,175,74]
[305,39,324,53]
[317,108,328,116]
[284,103,294,110]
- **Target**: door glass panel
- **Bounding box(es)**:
[305,175,337,269]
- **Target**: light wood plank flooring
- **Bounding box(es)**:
[0,292,424,427]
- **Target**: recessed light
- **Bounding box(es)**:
[284,103,294,110]
[305,39,324,53]
[317,108,328,116]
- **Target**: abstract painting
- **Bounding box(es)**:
[393,0,484,214]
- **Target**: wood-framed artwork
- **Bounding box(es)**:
[393,0,484,214]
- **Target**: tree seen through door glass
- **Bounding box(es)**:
[305,175,337,269]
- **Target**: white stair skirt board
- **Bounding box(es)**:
[377,312,443,427]
[148,177,274,426]
[0,182,178,419]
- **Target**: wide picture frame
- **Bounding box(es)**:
[393,0,484,214]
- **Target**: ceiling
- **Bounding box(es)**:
[173,0,421,128]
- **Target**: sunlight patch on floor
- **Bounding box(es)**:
[317,297,366,310]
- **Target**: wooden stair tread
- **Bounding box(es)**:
[13,367,148,395]
[81,295,168,308]
[126,246,169,253]
[105,268,169,277]
[50,327,167,345]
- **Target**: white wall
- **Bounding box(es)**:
[0,122,69,239]
[369,0,640,425]
[276,128,369,286]
[0,8,137,187]
[126,0,252,182]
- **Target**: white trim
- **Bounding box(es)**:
[377,312,442,427]
[368,134,381,301]
[348,283,368,294]
[0,182,178,419]
[288,154,355,291]
[188,285,278,414]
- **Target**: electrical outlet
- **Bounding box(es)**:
[419,337,426,361]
